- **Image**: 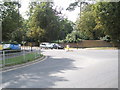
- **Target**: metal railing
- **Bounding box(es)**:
[0,47,41,67]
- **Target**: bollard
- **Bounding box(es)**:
[66,45,70,51]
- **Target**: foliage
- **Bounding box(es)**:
[76,4,104,40]
[58,19,74,40]
[1,1,23,42]
[100,35,111,42]
[66,1,88,11]
[27,2,73,42]
[2,41,19,44]
[63,31,82,43]
[11,28,25,43]
[27,2,58,42]
[1,1,73,44]
[93,2,120,46]
[67,1,120,46]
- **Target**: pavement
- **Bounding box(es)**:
[0,49,118,88]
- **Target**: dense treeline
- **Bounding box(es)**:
[65,1,120,46]
[1,1,73,44]
[1,1,120,47]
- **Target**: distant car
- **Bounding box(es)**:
[40,43,53,49]
[52,43,64,49]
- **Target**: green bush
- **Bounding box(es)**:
[63,31,82,43]
[100,35,111,42]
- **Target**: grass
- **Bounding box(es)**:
[65,47,118,50]
[0,52,43,67]
[85,47,118,50]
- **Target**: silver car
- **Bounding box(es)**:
[40,43,53,49]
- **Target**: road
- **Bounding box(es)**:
[1,49,118,88]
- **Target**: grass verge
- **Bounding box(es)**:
[0,52,43,67]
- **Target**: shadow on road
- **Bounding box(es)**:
[2,56,82,88]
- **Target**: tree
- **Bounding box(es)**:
[93,2,120,46]
[1,1,23,42]
[27,2,73,43]
[67,1,104,40]
[58,19,73,40]
[66,1,88,17]
[27,2,59,42]
[76,4,104,40]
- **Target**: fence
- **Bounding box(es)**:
[0,47,41,68]
[60,40,113,48]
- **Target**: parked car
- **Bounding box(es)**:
[52,43,64,49]
[40,43,53,49]
[2,44,21,50]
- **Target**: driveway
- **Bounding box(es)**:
[1,49,118,88]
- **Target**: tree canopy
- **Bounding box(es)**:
[27,2,73,43]
[1,1,23,42]
[68,1,120,46]
[93,2,120,46]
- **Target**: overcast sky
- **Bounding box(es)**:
[19,0,80,22]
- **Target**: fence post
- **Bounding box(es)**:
[2,51,5,67]
[39,47,41,57]
[23,50,25,62]
[35,50,37,59]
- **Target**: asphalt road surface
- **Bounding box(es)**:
[1,49,118,88]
